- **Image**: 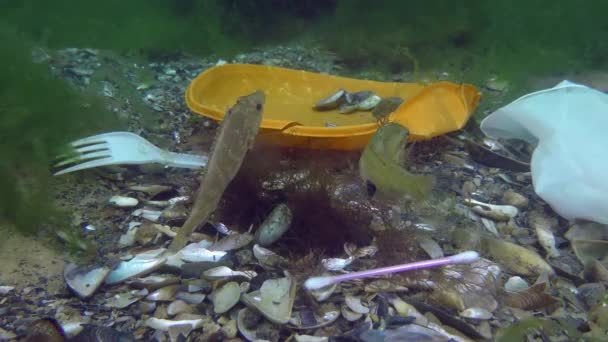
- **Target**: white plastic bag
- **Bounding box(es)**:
[480,80,608,224]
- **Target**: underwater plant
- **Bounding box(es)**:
[0,29,119,234]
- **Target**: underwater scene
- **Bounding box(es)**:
[2,0,608,341]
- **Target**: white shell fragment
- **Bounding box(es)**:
[105,289,148,308]
[464,198,518,221]
[176,292,206,305]
[146,285,179,301]
[345,295,369,314]
[241,272,297,324]
[105,249,167,285]
[109,195,139,207]
[0,286,14,294]
[209,282,241,314]
[178,243,227,263]
[202,266,257,281]
[322,256,354,271]
[418,237,444,259]
[132,208,162,222]
[341,304,363,321]
[529,210,560,257]
[308,278,337,302]
[253,244,287,267]
[63,263,111,299]
[167,300,193,316]
[504,276,530,293]
[145,317,204,331]
[460,307,493,320]
[145,196,189,208]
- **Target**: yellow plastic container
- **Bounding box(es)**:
[185,63,481,150]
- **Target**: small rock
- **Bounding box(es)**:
[578,283,606,309]
[502,190,528,209]
[462,181,477,196]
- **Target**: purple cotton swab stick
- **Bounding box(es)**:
[304,250,480,290]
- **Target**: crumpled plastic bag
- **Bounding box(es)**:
[480,80,608,224]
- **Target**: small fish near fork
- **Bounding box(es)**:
[52,131,208,176]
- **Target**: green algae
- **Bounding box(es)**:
[0,30,120,234]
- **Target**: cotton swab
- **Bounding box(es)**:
[304,250,480,290]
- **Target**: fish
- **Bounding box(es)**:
[168,91,264,252]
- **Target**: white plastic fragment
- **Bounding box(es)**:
[480,80,608,224]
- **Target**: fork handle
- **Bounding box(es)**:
[162,151,209,169]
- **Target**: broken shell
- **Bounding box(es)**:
[357,94,382,110]
[209,281,241,314]
[565,221,608,241]
[127,274,180,291]
[345,295,370,314]
[145,196,189,208]
[529,210,560,257]
[151,224,176,238]
[504,276,530,293]
[365,280,409,293]
[344,243,378,259]
[128,184,172,197]
[109,195,139,207]
[167,300,194,316]
[418,237,444,259]
[314,88,346,110]
[132,208,162,222]
[383,294,427,325]
[105,289,147,308]
[63,263,112,299]
[253,244,288,267]
[254,203,292,247]
[322,256,354,271]
[294,335,329,342]
[146,285,179,301]
[241,272,296,324]
[502,282,559,310]
[145,317,204,332]
[237,308,271,341]
[178,243,227,262]
[176,292,206,305]
[459,307,493,320]
[212,222,236,235]
[502,190,528,209]
[341,304,363,321]
[209,232,254,251]
[202,266,257,281]
[481,236,554,276]
[572,239,608,266]
[584,259,608,283]
[0,286,14,294]
[465,198,518,221]
[308,277,337,302]
[480,217,499,237]
[288,309,340,330]
[105,249,167,285]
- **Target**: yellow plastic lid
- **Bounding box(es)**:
[185,63,480,150]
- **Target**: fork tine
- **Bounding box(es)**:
[53,156,113,176]
[73,143,109,154]
[68,131,123,146]
[54,151,111,168]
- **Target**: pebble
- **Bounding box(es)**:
[502,190,529,208]
[109,195,139,208]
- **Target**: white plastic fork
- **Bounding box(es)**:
[53,131,208,176]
